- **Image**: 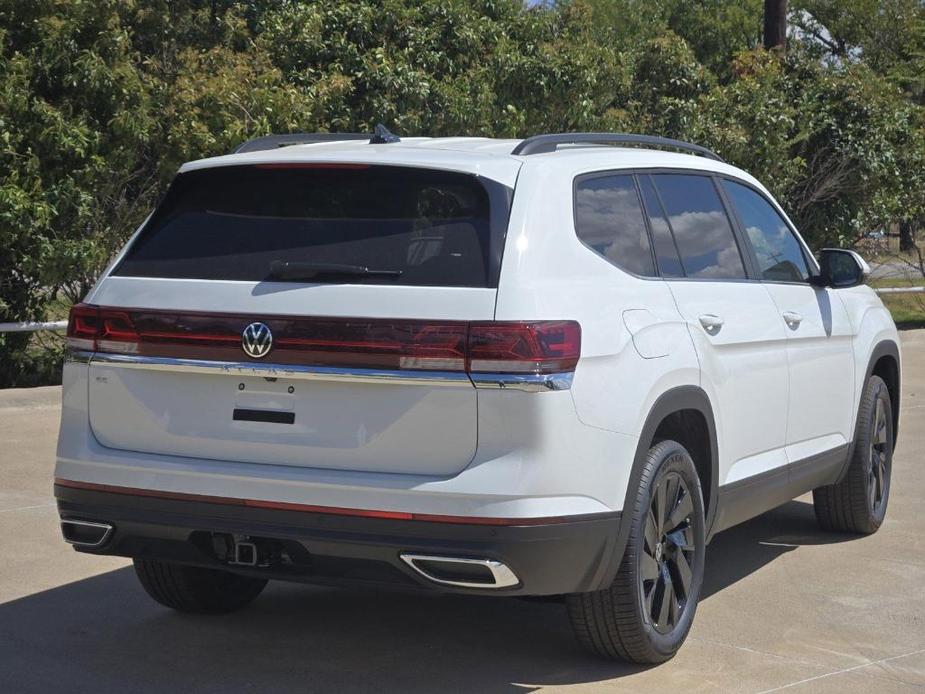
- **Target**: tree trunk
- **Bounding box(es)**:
[900,218,917,252]
[764,0,788,52]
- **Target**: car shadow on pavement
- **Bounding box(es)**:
[702,497,858,599]
[0,499,861,694]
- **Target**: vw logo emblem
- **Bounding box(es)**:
[241,322,273,359]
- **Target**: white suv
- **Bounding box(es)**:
[55,131,900,663]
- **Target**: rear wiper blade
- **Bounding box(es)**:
[267,261,402,281]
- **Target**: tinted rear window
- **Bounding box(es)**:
[115,165,511,287]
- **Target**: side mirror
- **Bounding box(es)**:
[809,248,871,289]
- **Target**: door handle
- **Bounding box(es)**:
[782,311,803,329]
[698,314,725,334]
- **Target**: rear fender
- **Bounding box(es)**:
[589,386,718,590]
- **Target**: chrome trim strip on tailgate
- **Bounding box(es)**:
[470,372,574,392]
[86,352,473,387]
[71,351,574,392]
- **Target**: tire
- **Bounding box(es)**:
[566,440,706,664]
[813,375,893,534]
[133,559,268,614]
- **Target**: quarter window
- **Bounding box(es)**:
[575,174,656,277]
[722,180,810,283]
[651,174,747,280]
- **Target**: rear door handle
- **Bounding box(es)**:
[698,314,724,333]
[782,311,803,329]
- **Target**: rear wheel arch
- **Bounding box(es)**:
[592,386,718,589]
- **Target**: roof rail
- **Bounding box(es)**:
[511,133,724,162]
[234,124,401,154]
[234,133,371,154]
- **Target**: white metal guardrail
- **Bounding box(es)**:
[0,320,68,333]
[873,287,925,294]
[0,287,922,334]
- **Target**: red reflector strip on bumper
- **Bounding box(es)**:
[54,479,605,526]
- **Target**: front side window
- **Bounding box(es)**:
[722,180,810,283]
[574,174,656,277]
[651,174,747,280]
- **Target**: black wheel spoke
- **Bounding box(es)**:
[665,473,680,521]
[654,478,668,534]
[671,550,693,600]
[645,574,658,615]
[667,489,693,532]
[666,527,694,552]
[668,582,680,626]
[874,400,887,445]
[874,453,884,493]
[657,567,672,626]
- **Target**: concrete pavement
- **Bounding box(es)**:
[1,333,924,693]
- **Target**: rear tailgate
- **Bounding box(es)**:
[81,162,514,476]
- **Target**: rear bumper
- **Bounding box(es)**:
[55,484,622,596]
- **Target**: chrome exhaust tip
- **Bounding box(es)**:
[399,553,519,589]
[61,519,114,548]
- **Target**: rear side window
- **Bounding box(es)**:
[115,165,511,288]
[722,180,810,283]
[574,174,655,276]
[651,174,747,280]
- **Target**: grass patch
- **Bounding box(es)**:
[869,276,925,327]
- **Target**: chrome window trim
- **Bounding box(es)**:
[76,352,574,391]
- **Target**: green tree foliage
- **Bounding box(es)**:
[0,0,923,385]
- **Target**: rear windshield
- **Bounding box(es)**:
[114,164,512,287]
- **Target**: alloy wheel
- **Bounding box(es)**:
[641,469,697,634]
[868,396,890,513]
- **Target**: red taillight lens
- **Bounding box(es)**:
[468,321,581,374]
[66,304,140,353]
[276,321,469,370]
[97,310,140,353]
[66,304,100,351]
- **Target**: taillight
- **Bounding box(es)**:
[276,321,469,370]
[468,321,581,374]
[66,304,140,353]
[97,309,140,354]
[67,305,581,376]
[66,304,100,351]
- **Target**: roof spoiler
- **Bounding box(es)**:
[511,133,724,162]
[234,124,401,154]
